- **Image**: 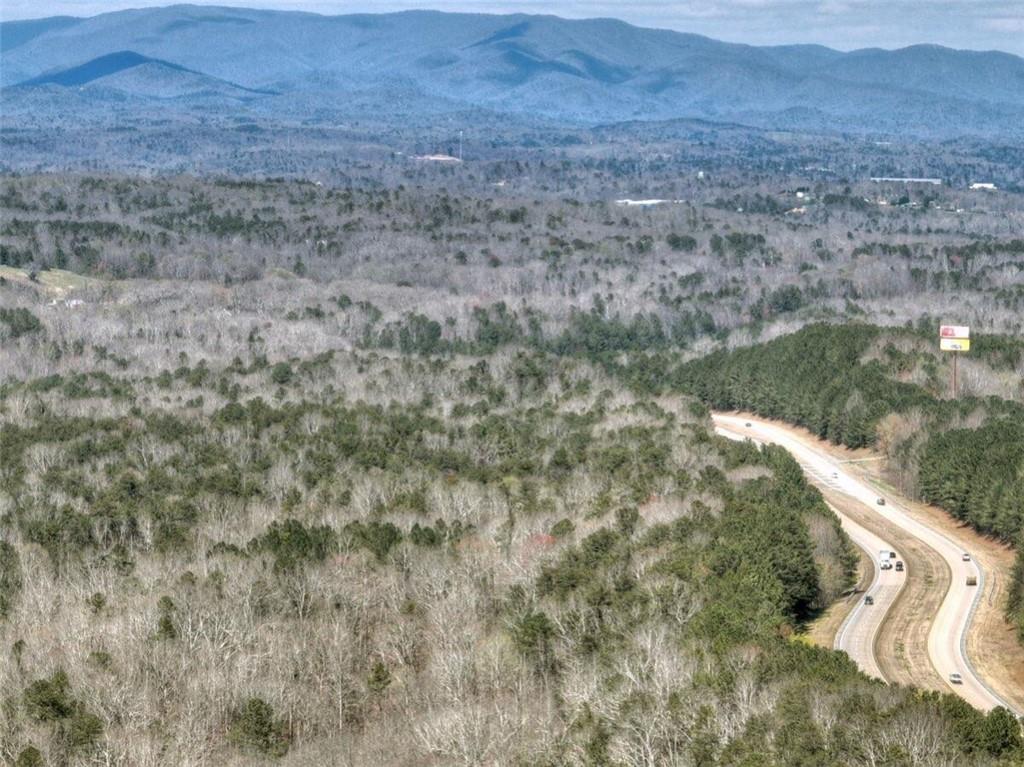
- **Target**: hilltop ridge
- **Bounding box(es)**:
[3,6,1024,136]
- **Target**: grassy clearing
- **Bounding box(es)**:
[0,265,96,294]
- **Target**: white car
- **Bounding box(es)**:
[949,672,963,685]
[962,553,971,562]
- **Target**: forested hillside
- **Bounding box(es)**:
[2,339,1022,765]
[2,173,1023,353]
[2,158,1024,764]
[4,8,1024,138]
[671,323,1024,642]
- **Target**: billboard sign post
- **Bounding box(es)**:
[939,325,969,399]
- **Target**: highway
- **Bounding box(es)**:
[829,508,903,681]
[713,412,1016,713]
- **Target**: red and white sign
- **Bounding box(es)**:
[939,325,970,339]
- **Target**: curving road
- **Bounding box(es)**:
[713,412,1016,713]
[829,507,903,681]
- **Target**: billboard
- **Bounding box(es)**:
[940,338,970,352]
[940,325,970,339]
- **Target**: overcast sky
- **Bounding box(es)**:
[4,1,1024,56]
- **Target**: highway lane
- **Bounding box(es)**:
[714,419,901,681]
[712,412,1016,713]
[830,508,903,681]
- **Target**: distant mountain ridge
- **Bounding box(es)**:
[22,50,186,87]
[17,49,274,98]
[3,5,1023,137]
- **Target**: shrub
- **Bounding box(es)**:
[409,523,442,547]
[87,650,113,670]
[550,518,575,538]
[15,747,44,767]
[367,661,392,695]
[615,507,640,536]
[343,520,402,562]
[24,671,75,721]
[270,362,293,385]
[510,609,555,669]
[0,307,44,338]
[68,710,104,749]
[250,519,337,572]
[537,528,624,600]
[980,707,1023,757]
[86,592,106,614]
[23,671,105,750]
[0,541,22,619]
[666,233,697,251]
[229,697,289,757]
[156,595,177,640]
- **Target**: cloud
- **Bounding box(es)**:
[980,16,1024,32]
[817,1,852,15]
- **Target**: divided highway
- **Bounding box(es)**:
[713,412,1017,714]
[829,508,903,681]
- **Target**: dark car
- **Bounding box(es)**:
[864,595,874,605]
[895,561,904,572]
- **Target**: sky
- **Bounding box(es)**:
[3,0,1024,56]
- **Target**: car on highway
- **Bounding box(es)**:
[831,471,839,479]
[864,595,874,605]
[949,672,963,685]
[876,497,886,506]
[962,552,971,561]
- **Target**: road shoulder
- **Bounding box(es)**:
[720,411,1024,712]
[803,544,871,650]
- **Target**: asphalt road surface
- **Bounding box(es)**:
[713,412,1015,713]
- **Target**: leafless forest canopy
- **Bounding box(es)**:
[1,144,1024,766]
[2,166,1023,368]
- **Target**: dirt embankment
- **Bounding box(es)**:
[860,473,1024,712]
[822,491,946,692]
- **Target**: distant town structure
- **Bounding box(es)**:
[870,177,943,185]
[615,199,685,207]
[969,182,997,190]
[413,154,462,163]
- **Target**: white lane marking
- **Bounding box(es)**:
[713,414,1018,714]
[833,514,884,680]
[715,424,896,681]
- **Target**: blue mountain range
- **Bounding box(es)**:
[3,5,1023,136]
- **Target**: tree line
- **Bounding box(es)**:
[669,322,1024,642]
